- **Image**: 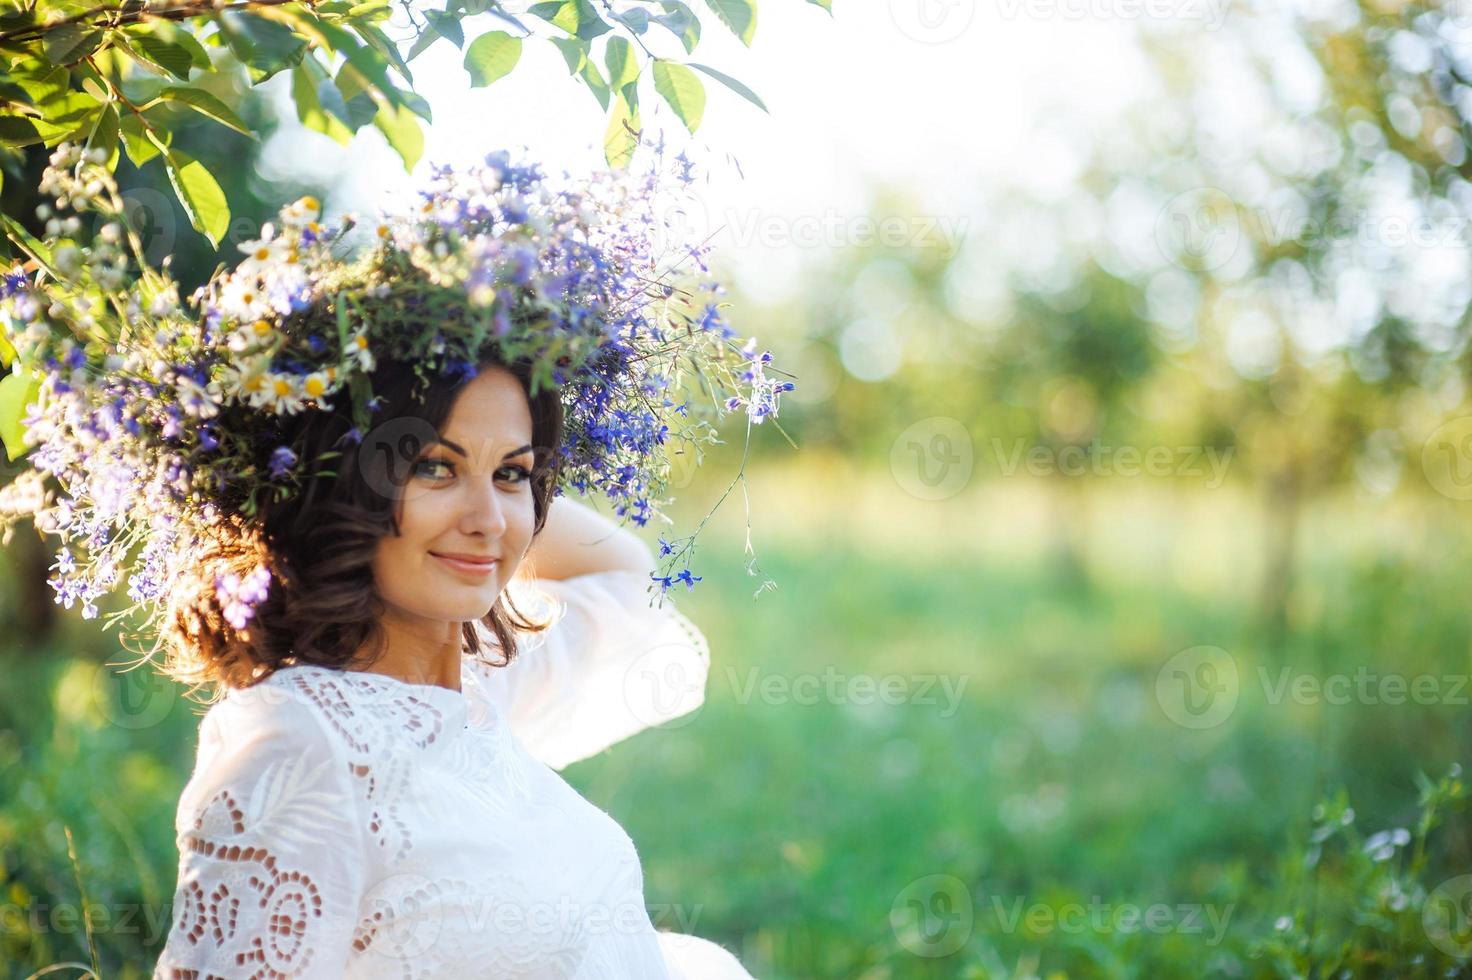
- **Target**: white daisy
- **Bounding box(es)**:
[176,375,223,419]
[218,355,272,405]
[236,225,287,278]
[260,372,305,415]
[344,330,375,372]
[301,371,332,402]
[227,317,277,353]
[218,277,271,322]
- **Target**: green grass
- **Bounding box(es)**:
[2,474,1470,978]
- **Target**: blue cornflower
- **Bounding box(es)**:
[268,446,297,478]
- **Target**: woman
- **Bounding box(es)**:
[1,146,785,978]
[153,357,754,978]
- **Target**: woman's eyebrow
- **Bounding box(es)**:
[431,437,533,460]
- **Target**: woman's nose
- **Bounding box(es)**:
[461,478,508,537]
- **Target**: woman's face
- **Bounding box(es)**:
[371,365,538,631]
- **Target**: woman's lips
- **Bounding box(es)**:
[430,553,498,577]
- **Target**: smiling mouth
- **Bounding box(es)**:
[429,553,499,576]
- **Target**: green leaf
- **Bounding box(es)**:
[291,65,353,145]
[172,26,215,69]
[163,150,229,247]
[0,213,56,276]
[0,115,40,147]
[806,0,832,9]
[309,17,406,102]
[349,371,373,432]
[652,60,704,134]
[549,36,588,74]
[334,64,381,128]
[157,86,253,137]
[579,54,611,111]
[604,92,641,169]
[463,31,521,88]
[529,0,612,41]
[12,65,69,106]
[426,10,465,47]
[704,0,756,45]
[604,35,638,94]
[654,1,701,54]
[29,92,101,146]
[354,22,414,86]
[130,35,195,80]
[0,330,13,371]
[0,368,42,462]
[85,103,121,169]
[43,24,103,65]
[408,10,464,61]
[119,113,164,166]
[373,101,422,171]
[614,7,650,33]
[606,35,641,98]
[689,62,767,112]
[217,10,307,83]
[130,20,213,69]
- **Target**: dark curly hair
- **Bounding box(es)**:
[160,355,565,698]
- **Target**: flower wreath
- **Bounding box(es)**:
[0,141,794,659]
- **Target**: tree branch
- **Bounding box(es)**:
[0,0,320,44]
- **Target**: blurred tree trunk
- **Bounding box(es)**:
[1258,463,1301,648]
[8,527,57,646]
[1049,472,1092,595]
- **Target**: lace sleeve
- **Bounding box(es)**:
[472,568,711,770]
[154,684,367,979]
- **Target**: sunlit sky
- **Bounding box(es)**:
[259,0,1161,301]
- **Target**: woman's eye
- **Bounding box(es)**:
[413,460,531,483]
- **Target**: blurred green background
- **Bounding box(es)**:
[5,1,1472,977]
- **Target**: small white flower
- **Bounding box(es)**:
[345,330,375,372]
[227,317,278,353]
[218,277,271,321]
[301,371,332,402]
[259,372,305,415]
[237,229,287,279]
[176,375,223,419]
[219,355,272,404]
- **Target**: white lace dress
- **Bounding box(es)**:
[153,569,755,979]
